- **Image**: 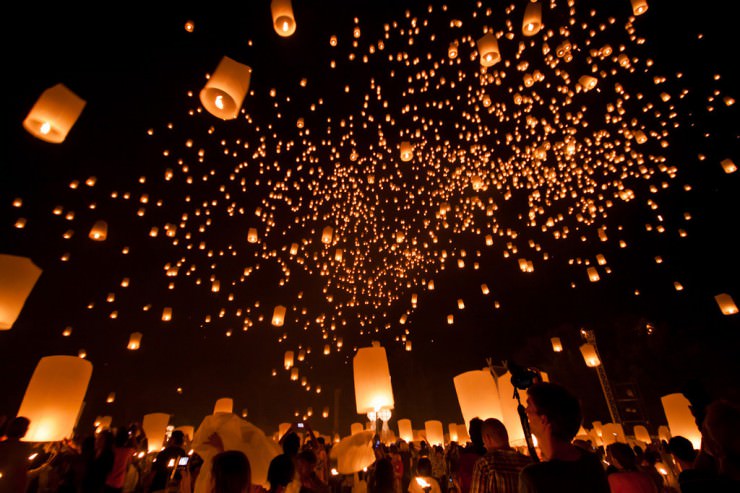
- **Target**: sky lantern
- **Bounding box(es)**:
[522,2,543,36]
[456,424,470,444]
[200,56,252,120]
[601,422,626,445]
[322,226,334,244]
[88,220,108,241]
[23,83,86,143]
[580,343,601,367]
[397,419,413,442]
[17,355,92,442]
[290,367,299,381]
[272,305,287,326]
[633,425,651,445]
[550,337,563,352]
[284,350,294,369]
[127,332,142,350]
[454,369,504,431]
[477,32,501,67]
[579,75,598,91]
[448,423,458,443]
[106,392,116,403]
[214,397,234,414]
[405,341,412,351]
[714,293,738,315]
[424,420,444,446]
[448,41,459,59]
[161,307,172,322]
[400,141,414,161]
[720,159,737,174]
[661,393,702,449]
[630,0,649,16]
[496,371,529,447]
[247,228,259,243]
[322,407,329,418]
[271,0,296,37]
[587,266,600,282]
[353,342,395,417]
[142,413,171,452]
[0,254,42,330]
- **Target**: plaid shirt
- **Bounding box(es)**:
[469,448,533,493]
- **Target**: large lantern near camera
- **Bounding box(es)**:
[214,397,234,414]
[477,32,501,67]
[17,355,93,442]
[271,0,296,37]
[454,369,503,431]
[200,56,252,120]
[661,393,701,449]
[23,83,86,143]
[353,342,394,438]
[424,420,444,446]
[522,2,542,36]
[142,413,171,452]
[496,371,529,447]
[0,253,42,330]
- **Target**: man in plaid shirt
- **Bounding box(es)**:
[469,418,532,493]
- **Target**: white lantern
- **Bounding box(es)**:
[424,420,444,446]
[353,342,395,414]
[661,393,702,449]
[18,355,93,442]
[453,370,503,431]
[633,425,651,445]
[0,254,42,330]
[397,419,413,442]
[214,397,234,414]
[322,226,334,245]
[142,413,171,452]
[23,83,86,143]
[200,56,252,120]
[271,0,296,37]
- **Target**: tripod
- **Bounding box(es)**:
[513,386,540,462]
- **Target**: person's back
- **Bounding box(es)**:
[0,416,33,493]
[470,418,532,493]
[368,457,396,493]
[605,442,658,493]
[147,431,187,493]
[297,448,330,493]
[456,419,485,493]
[211,450,251,493]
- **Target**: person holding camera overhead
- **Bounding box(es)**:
[144,430,188,493]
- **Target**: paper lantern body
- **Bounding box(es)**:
[633,425,651,445]
[448,423,458,443]
[496,371,528,447]
[456,424,470,444]
[522,2,543,36]
[400,141,413,162]
[322,226,334,244]
[580,343,601,367]
[550,337,563,352]
[353,344,395,414]
[631,0,649,15]
[453,370,503,431]
[278,422,292,439]
[271,0,296,37]
[477,33,501,67]
[272,305,287,327]
[200,56,252,120]
[0,254,42,330]
[661,393,702,449]
[214,397,234,414]
[143,413,171,452]
[715,293,738,315]
[89,220,108,241]
[284,350,295,369]
[23,83,86,143]
[601,422,626,445]
[424,420,444,446]
[350,422,365,435]
[127,332,142,350]
[397,419,413,442]
[18,355,93,442]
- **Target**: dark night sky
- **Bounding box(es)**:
[1,0,739,441]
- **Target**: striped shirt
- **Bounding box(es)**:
[469,449,533,493]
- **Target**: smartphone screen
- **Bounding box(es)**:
[178,456,190,467]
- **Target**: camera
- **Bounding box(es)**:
[177,456,190,468]
[296,422,305,429]
[505,360,541,391]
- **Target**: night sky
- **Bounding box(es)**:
[1,0,738,441]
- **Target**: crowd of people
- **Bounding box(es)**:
[2,382,739,493]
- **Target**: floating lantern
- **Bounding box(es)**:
[278,423,292,439]
[200,56,252,120]
[424,420,444,446]
[272,305,287,327]
[456,424,470,444]
[126,332,142,351]
[448,423,458,443]
[0,254,42,330]
[601,423,626,445]
[284,350,295,369]
[290,367,299,381]
[247,228,259,243]
[322,407,330,418]
[633,425,651,445]
[630,0,649,16]
[454,370,504,430]
[714,293,738,315]
[720,159,737,174]
[448,41,459,59]
[18,355,93,442]
[447,314,454,324]
[271,0,296,37]
[405,341,412,351]
[214,397,234,414]
[400,141,414,162]
[142,413,171,452]
[481,284,490,295]
[661,393,702,449]
[579,75,598,91]
[550,337,563,352]
[353,342,394,414]
[106,392,115,403]
[579,343,601,367]
[477,32,501,67]
[184,20,195,32]
[23,83,86,143]
[587,266,600,282]
[161,307,172,322]
[522,2,543,36]
[89,220,108,241]
[657,425,671,444]
[322,226,334,244]
[397,419,413,442]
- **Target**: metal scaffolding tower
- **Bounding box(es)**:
[581,329,621,424]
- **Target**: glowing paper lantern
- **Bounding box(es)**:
[17,355,92,442]
[272,305,287,327]
[550,337,563,352]
[579,343,601,367]
[290,367,299,381]
[89,220,108,241]
[106,392,116,403]
[496,371,528,447]
[424,420,444,446]
[351,422,364,435]
[630,0,648,16]
[353,342,395,414]
[161,307,172,322]
[633,425,651,445]
[248,228,259,243]
[522,2,542,36]
[23,83,86,143]
[0,254,42,330]
[397,419,413,442]
[322,226,334,244]
[601,423,626,445]
[127,332,142,350]
[657,425,671,444]
[477,32,501,67]
[456,424,470,444]
[579,75,598,91]
[661,393,702,449]
[271,0,296,37]
[587,266,600,282]
[400,141,414,162]
[453,370,503,431]
[448,41,459,59]
[284,350,295,369]
[448,423,458,443]
[214,398,234,414]
[720,159,737,174]
[142,413,171,452]
[714,293,738,315]
[200,56,252,120]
